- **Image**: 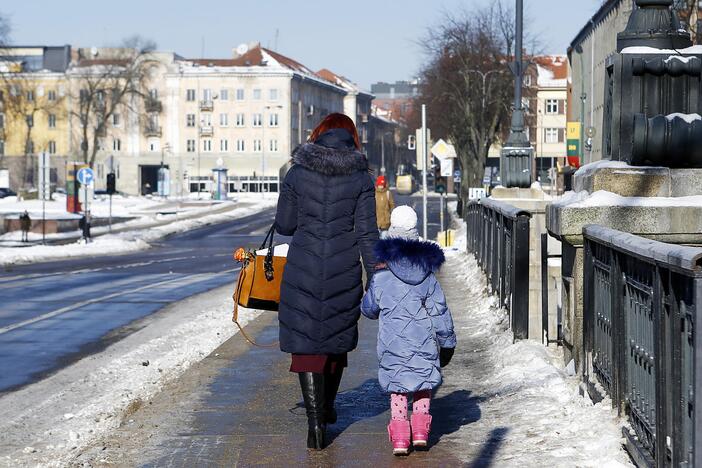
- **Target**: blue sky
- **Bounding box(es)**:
[4,0,603,88]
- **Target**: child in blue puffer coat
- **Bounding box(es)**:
[361,205,456,456]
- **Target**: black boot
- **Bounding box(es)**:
[298,372,326,449]
[324,368,343,424]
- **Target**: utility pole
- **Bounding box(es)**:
[421,104,428,240]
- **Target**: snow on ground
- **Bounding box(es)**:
[0,194,278,266]
[441,204,631,466]
[0,285,262,468]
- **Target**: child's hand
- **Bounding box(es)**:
[439,348,455,368]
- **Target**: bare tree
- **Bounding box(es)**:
[674,0,699,43]
[411,1,537,202]
[69,36,156,168]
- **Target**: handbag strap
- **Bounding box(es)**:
[261,224,276,282]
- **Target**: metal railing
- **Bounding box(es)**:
[583,225,702,468]
[466,198,531,340]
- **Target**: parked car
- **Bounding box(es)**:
[0,188,17,198]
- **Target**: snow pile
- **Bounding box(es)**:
[0,198,277,266]
[621,45,702,55]
[665,112,702,124]
[439,210,631,465]
[0,286,262,468]
[570,190,702,208]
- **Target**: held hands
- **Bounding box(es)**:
[439,347,455,368]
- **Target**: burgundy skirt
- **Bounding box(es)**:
[290,353,348,374]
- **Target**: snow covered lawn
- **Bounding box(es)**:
[0,194,278,266]
[0,285,261,468]
[435,209,631,466]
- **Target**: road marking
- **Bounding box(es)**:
[0,268,238,336]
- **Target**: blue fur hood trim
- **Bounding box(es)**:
[374,237,445,284]
[292,143,369,176]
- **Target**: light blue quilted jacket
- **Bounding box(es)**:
[361,237,456,393]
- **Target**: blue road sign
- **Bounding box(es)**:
[77,168,94,185]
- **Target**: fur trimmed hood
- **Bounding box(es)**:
[374,237,445,285]
[292,143,369,176]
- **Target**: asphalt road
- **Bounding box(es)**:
[0,192,449,394]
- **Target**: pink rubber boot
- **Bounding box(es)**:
[387,420,411,455]
[410,413,432,447]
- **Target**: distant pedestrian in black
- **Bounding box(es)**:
[19,211,31,242]
[275,113,378,450]
[79,214,91,242]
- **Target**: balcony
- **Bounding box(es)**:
[145,98,162,113]
[145,125,162,137]
[200,100,213,111]
[199,125,213,136]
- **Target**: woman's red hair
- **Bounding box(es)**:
[309,113,361,150]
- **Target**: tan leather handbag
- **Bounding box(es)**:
[232,225,286,347]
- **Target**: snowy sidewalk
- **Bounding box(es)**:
[62,241,633,466]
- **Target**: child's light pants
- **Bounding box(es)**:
[390,390,431,421]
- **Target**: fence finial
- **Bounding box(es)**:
[617,0,691,51]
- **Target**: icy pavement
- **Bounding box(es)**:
[0,195,277,266]
[0,284,261,468]
[61,223,631,467]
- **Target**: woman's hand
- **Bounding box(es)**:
[375,262,387,270]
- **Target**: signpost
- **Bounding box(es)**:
[77,167,94,242]
[567,122,581,167]
[38,152,51,244]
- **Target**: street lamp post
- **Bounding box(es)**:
[263,104,283,195]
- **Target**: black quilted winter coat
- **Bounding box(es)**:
[275,129,379,354]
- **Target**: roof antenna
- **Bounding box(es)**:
[274,28,279,51]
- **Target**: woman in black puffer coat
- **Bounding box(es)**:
[275,113,378,449]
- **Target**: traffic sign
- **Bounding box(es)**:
[38,152,51,200]
[77,167,94,185]
[431,139,456,159]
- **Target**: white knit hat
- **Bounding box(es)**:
[387,205,419,239]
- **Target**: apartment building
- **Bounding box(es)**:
[534,55,568,184]
[0,45,71,190]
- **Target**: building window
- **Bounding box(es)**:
[253,88,261,100]
[236,88,245,101]
[48,114,57,128]
[27,140,35,154]
[112,113,121,127]
[186,89,196,101]
[203,139,212,152]
[186,113,196,127]
[47,90,56,101]
[220,139,228,152]
[26,90,34,102]
[252,113,262,127]
[544,128,565,144]
[48,141,57,154]
[269,89,278,101]
[220,89,229,100]
[253,139,262,152]
[203,88,212,101]
[149,88,158,99]
[546,99,558,114]
[236,139,245,152]
[0,140,4,156]
[269,139,278,152]
[235,113,245,127]
[97,138,106,151]
[269,113,279,127]
[0,113,4,128]
[26,115,33,127]
[219,113,228,127]
[186,139,196,152]
[113,138,121,151]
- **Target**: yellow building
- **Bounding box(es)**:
[0,46,71,191]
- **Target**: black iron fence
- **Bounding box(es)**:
[583,225,702,468]
[466,198,530,340]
